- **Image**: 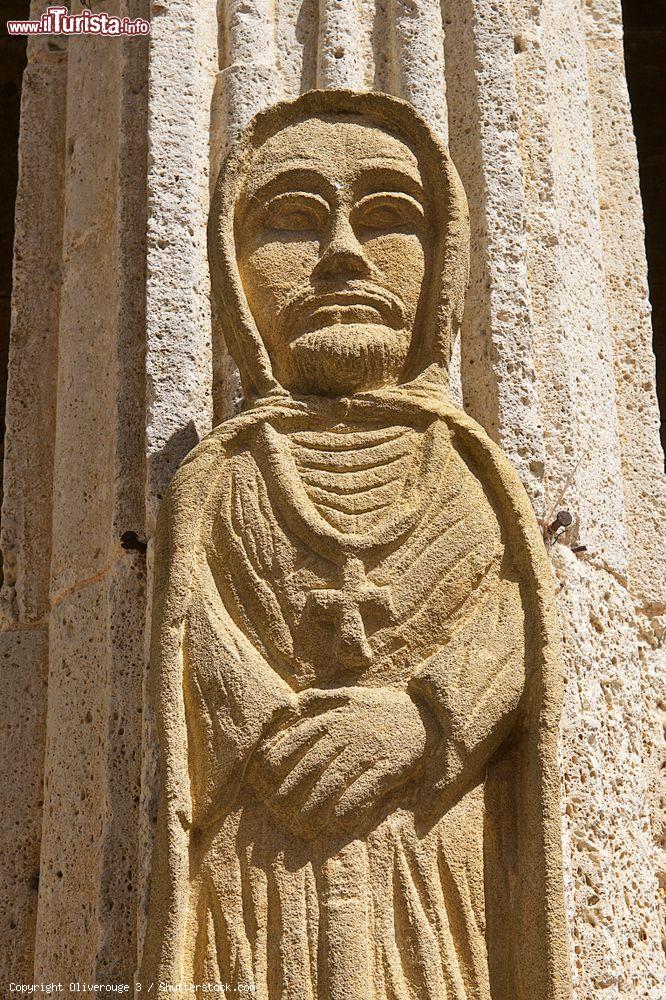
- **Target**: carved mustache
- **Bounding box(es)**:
[279,280,408,337]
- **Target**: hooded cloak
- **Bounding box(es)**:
[140,90,572,1000]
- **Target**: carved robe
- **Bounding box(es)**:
[142,391,569,1000]
[141,90,571,1000]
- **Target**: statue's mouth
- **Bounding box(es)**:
[307,295,389,330]
[284,283,406,339]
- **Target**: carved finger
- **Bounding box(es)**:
[263,706,347,771]
[333,761,392,822]
[300,748,373,824]
[274,739,346,809]
[262,714,330,772]
[297,689,351,712]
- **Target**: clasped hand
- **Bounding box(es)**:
[249,686,428,840]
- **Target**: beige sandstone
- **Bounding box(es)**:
[0,10,66,983]
[0,1,662,997]
[142,90,572,998]
[2,1,149,986]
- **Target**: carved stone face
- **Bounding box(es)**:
[235,115,432,396]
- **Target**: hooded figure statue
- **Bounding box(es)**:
[140,90,572,1000]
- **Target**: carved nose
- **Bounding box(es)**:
[313,218,371,281]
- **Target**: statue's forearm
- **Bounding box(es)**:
[184,598,297,825]
[408,584,526,797]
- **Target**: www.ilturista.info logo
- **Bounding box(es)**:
[7,5,150,36]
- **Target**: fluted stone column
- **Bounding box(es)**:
[1,3,66,980]
[2,0,149,985]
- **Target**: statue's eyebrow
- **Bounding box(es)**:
[240,158,425,210]
[352,161,425,202]
[244,165,336,205]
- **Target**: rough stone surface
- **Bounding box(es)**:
[142,92,571,995]
[0,9,67,983]
[0,46,66,627]
[443,0,547,509]
[0,0,663,994]
[6,2,149,985]
[0,629,48,983]
[554,545,665,997]
[583,0,666,609]
[32,21,123,979]
[145,0,217,530]
[34,554,146,984]
[34,581,112,981]
[141,3,666,990]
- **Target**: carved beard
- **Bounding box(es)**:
[285,322,412,396]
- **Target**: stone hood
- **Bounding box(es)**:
[207,88,471,402]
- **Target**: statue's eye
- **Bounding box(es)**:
[265,193,327,232]
[354,193,424,232]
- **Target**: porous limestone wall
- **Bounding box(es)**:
[2,0,664,996]
[2,0,149,985]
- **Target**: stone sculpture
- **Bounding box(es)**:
[141,90,572,999]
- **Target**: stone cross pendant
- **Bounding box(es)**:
[305,555,395,670]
